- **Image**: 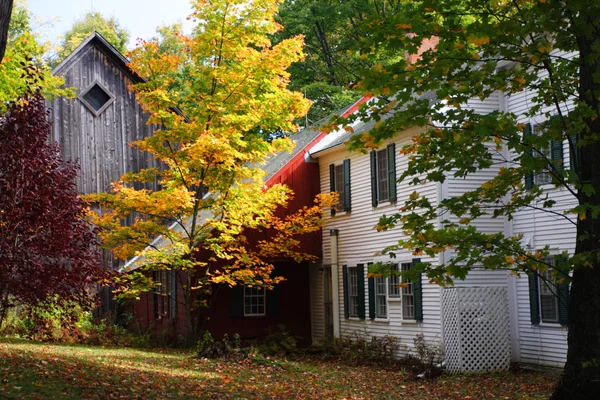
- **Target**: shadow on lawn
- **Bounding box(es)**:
[0,338,241,399]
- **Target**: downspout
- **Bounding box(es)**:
[330,229,341,337]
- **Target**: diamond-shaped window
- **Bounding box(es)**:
[79,82,114,116]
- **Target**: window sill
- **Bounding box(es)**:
[374,200,395,208]
[332,211,350,217]
[400,319,419,325]
[536,322,566,329]
[388,297,401,303]
[371,318,390,324]
[347,316,362,322]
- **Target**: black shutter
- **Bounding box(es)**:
[342,265,349,319]
[387,143,397,202]
[412,258,423,322]
[230,285,244,318]
[370,151,378,207]
[170,269,177,319]
[555,256,570,326]
[357,263,365,320]
[569,134,579,173]
[528,272,540,325]
[329,164,336,216]
[368,276,376,320]
[551,139,564,171]
[343,159,351,212]
[267,285,281,317]
[524,123,534,190]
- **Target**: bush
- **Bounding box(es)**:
[77,314,151,348]
[258,325,297,357]
[1,298,87,342]
[397,334,443,379]
[196,331,243,359]
[320,333,398,366]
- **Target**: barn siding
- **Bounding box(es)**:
[48,42,161,272]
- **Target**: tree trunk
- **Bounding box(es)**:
[551,29,600,399]
[0,0,13,63]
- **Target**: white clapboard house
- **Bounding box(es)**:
[304,88,575,371]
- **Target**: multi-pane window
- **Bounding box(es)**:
[348,266,359,317]
[154,270,170,318]
[376,149,389,202]
[388,263,401,298]
[335,164,345,209]
[533,124,552,184]
[370,144,396,206]
[401,262,415,320]
[244,286,266,316]
[375,276,387,318]
[539,258,559,323]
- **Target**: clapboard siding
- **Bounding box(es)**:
[317,126,444,355]
[506,80,578,366]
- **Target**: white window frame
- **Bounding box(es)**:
[348,266,359,318]
[538,258,559,323]
[375,276,387,319]
[533,124,552,185]
[388,263,401,298]
[401,262,416,320]
[243,286,266,317]
[334,164,345,209]
[376,149,389,202]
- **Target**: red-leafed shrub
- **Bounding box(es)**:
[0,93,102,327]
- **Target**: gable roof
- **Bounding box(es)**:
[53,32,143,83]
[52,32,188,120]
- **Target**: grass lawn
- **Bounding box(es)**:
[0,338,557,399]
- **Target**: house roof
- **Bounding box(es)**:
[308,92,437,157]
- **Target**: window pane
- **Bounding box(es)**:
[388,264,401,297]
[244,286,265,316]
[335,164,345,208]
[538,259,559,323]
[401,262,415,319]
[375,277,387,318]
[83,84,111,111]
[533,124,552,184]
[377,150,389,201]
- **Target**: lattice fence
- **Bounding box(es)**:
[441,286,511,373]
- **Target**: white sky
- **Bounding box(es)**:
[27,0,194,50]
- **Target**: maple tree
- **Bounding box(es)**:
[89,0,335,343]
[342,0,600,398]
[0,93,102,328]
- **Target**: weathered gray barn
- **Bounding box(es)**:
[47,32,162,314]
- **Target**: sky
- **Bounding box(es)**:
[28,0,194,50]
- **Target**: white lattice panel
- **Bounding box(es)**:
[441,286,510,373]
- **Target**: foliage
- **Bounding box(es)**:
[53,11,129,64]
[339,0,600,396]
[77,315,151,348]
[258,324,297,357]
[407,333,444,379]
[0,298,86,342]
[273,0,403,124]
[0,338,555,399]
[196,331,243,359]
[319,333,397,367]
[0,93,102,328]
[88,0,336,343]
[0,0,70,111]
